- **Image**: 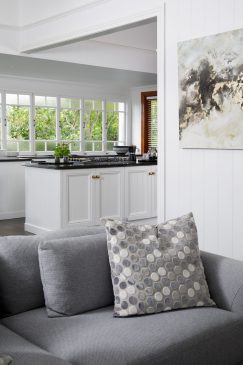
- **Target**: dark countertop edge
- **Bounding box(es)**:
[0,158,32,162]
[24,161,157,170]
[0,154,144,162]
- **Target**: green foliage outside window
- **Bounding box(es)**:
[5,101,123,152]
[7,106,29,140]
[107,112,119,141]
[84,111,102,141]
[35,107,56,140]
[60,109,80,140]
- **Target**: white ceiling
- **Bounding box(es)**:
[92,22,157,51]
[19,0,107,26]
[31,20,157,73]
[0,0,157,73]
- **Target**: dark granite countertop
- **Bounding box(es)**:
[25,160,157,170]
[0,155,54,162]
[0,157,32,162]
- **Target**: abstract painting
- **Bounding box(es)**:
[178,28,243,149]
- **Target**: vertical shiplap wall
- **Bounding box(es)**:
[165,0,243,260]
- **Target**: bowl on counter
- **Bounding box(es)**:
[112,145,129,155]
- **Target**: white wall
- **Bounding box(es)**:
[165,0,243,260]
[0,0,19,26]
[19,0,99,26]
[131,85,157,152]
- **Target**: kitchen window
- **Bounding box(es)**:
[34,96,57,152]
[60,97,81,152]
[84,99,103,152]
[0,92,127,154]
[6,93,31,152]
[141,91,157,153]
[106,101,126,151]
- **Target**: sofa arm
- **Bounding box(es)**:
[201,251,243,315]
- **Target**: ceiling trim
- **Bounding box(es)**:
[21,10,159,53]
[89,39,157,53]
[20,0,112,29]
[0,24,19,31]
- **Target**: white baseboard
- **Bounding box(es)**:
[24,222,52,235]
[0,211,25,220]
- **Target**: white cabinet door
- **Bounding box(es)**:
[94,167,124,224]
[125,165,157,221]
[125,166,150,221]
[149,166,157,218]
[62,169,94,226]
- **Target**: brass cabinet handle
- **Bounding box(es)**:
[148,172,156,176]
[92,175,100,179]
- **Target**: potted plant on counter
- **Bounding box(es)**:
[53,143,71,164]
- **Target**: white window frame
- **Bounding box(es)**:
[5,91,32,154]
[0,91,128,155]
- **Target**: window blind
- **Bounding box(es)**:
[147,96,157,149]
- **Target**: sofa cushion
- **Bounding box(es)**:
[0,226,105,317]
[0,324,71,365]
[38,233,113,317]
[104,214,214,317]
[2,306,243,365]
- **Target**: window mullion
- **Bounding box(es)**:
[1,92,6,150]
[56,97,61,144]
[80,98,84,152]
[30,93,35,154]
[102,100,107,152]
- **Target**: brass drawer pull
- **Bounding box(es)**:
[92,175,100,179]
[148,172,156,176]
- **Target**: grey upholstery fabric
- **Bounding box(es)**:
[201,250,243,315]
[0,324,71,365]
[3,306,243,365]
[38,233,113,317]
[0,225,105,317]
[42,226,105,240]
[0,235,44,316]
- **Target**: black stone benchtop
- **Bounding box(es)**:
[0,157,32,162]
[0,155,53,162]
[25,160,157,170]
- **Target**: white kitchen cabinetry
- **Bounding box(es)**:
[125,165,157,221]
[62,169,94,227]
[94,168,124,224]
[62,167,124,228]
[0,162,25,220]
[25,164,157,234]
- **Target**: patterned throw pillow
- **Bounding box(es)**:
[104,213,215,317]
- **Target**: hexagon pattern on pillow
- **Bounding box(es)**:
[104,213,215,317]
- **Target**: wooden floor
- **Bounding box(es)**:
[0,218,33,236]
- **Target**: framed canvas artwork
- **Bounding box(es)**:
[178,28,243,149]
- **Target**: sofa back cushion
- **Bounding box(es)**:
[38,233,113,317]
[0,226,105,317]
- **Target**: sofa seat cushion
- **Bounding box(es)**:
[2,307,243,365]
[0,324,71,365]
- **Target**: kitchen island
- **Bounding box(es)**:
[0,157,32,219]
[25,159,157,234]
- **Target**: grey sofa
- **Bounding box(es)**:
[1,226,243,365]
